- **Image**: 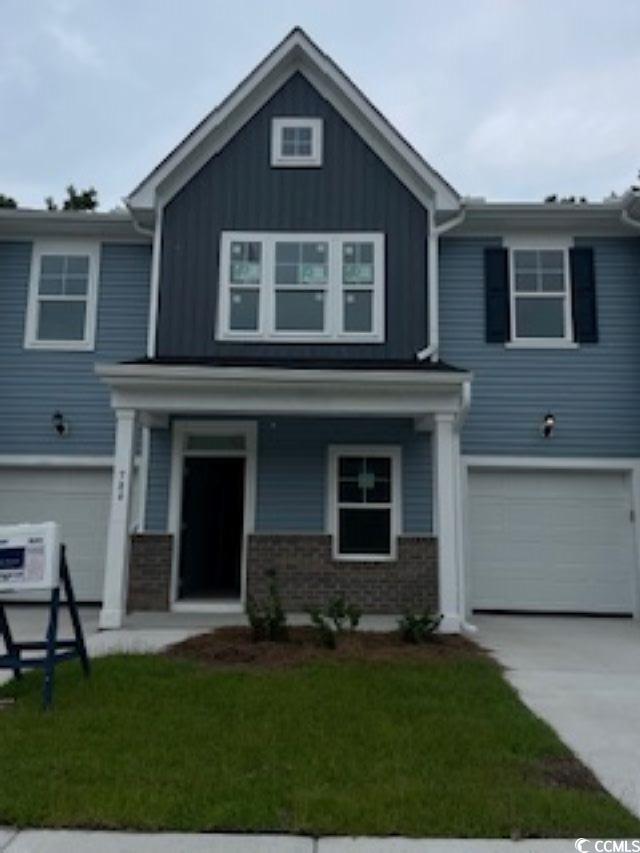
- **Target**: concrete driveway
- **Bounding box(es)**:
[474,614,640,818]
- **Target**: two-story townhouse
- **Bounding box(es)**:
[1,29,639,631]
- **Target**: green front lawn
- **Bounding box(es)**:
[0,650,638,837]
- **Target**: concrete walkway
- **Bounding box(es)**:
[475,614,640,818]
[0,829,589,852]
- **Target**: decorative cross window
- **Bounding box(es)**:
[24,241,100,350]
[509,243,572,344]
[218,232,385,342]
[328,447,401,560]
[271,118,323,167]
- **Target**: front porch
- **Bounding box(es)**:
[96,360,471,632]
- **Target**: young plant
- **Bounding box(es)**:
[398,611,442,644]
[326,596,362,632]
[246,570,288,642]
[308,608,337,649]
[307,595,362,648]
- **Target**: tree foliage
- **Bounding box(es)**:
[0,193,18,209]
[45,185,99,211]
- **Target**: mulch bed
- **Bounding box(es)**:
[164,625,486,670]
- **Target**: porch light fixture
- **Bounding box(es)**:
[51,411,70,438]
[541,413,556,439]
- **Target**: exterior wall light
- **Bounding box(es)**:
[541,413,556,439]
[52,411,70,438]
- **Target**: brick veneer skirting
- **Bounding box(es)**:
[246,533,438,614]
[128,533,173,611]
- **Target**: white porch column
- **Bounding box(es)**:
[100,408,137,629]
[433,413,463,633]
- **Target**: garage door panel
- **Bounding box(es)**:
[469,469,636,614]
[0,468,114,602]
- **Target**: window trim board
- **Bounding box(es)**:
[270,117,323,167]
[504,236,575,348]
[216,231,385,343]
[24,239,101,351]
[326,444,402,562]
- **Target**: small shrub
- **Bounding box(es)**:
[246,570,288,642]
[398,612,442,644]
[307,595,362,649]
[308,608,337,649]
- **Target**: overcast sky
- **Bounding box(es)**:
[2,0,639,210]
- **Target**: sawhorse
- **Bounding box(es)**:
[0,545,90,710]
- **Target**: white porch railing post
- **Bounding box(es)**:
[99,408,137,630]
[433,413,462,632]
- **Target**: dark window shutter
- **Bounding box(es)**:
[484,247,510,343]
[570,247,598,343]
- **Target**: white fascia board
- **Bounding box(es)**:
[96,363,470,418]
[0,209,147,242]
[127,29,459,213]
[452,202,634,237]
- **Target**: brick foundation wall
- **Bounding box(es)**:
[128,533,173,611]
[246,533,438,613]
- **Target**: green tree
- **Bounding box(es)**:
[45,185,99,211]
[0,193,17,209]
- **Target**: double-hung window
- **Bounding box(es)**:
[328,446,401,560]
[25,241,100,350]
[218,232,385,342]
[508,240,573,345]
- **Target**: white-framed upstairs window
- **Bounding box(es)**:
[327,446,402,561]
[271,117,323,167]
[24,240,100,351]
[507,237,573,347]
[217,232,385,343]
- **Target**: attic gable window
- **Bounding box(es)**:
[271,118,323,167]
[217,232,385,343]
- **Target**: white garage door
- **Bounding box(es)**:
[469,469,636,614]
[0,467,113,601]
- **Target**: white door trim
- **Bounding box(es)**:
[462,455,640,620]
[168,420,257,613]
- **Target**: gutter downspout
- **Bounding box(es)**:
[416,207,467,362]
[124,201,157,537]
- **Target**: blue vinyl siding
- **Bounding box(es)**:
[439,236,640,457]
[145,417,432,534]
[0,241,151,455]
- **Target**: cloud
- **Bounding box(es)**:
[45,21,105,70]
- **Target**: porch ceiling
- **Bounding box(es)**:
[96,362,472,420]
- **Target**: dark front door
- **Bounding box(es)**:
[178,456,245,600]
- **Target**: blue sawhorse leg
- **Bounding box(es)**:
[0,604,21,681]
[42,585,61,710]
[60,548,90,677]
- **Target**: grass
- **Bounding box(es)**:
[0,651,639,837]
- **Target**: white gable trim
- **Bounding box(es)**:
[126,28,459,213]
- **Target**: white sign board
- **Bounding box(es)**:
[0,522,60,593]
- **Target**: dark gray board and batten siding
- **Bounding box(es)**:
[157,72,430,360]
[439,236,640,457]
[0,241,151,455]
